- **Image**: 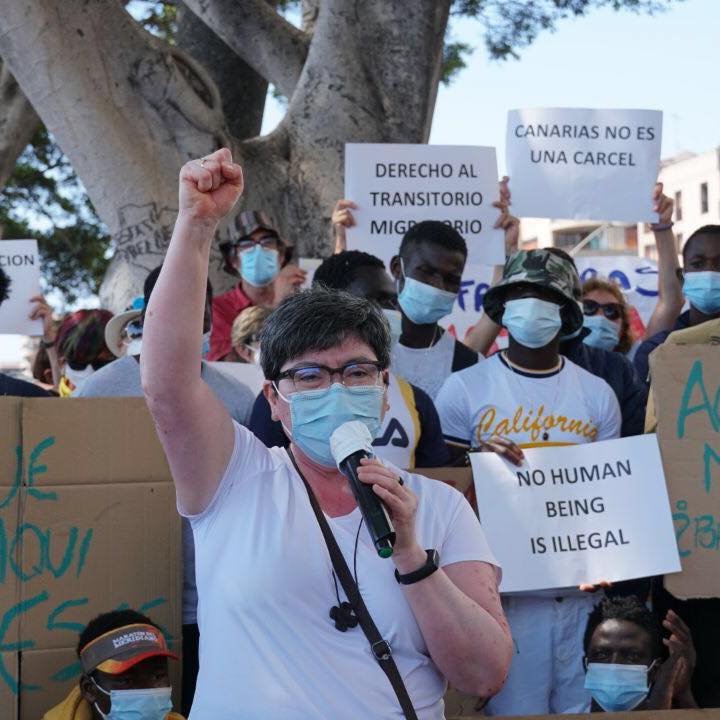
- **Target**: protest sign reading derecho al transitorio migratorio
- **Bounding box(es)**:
[0,239,42,335]
[344,143,504,269]
[470,436,680,593]
[506,108,662,223]
[652,343,720,599]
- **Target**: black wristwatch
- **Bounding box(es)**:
[394,549,440,585]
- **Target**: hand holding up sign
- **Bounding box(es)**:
[332,199,358,254]
[492,176,520,257]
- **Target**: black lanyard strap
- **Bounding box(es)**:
[287,449,418,720]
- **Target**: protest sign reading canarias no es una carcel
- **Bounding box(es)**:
[506,108,662,223]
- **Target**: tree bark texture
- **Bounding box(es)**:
[0,60,41,191]
[0,0,451,310]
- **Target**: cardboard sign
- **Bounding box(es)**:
[470,436,680,593]
[506,108,662,222]
[344,143,505,269]
[651,344,720,599]
[0,398,181,720]
[0,240,42,335]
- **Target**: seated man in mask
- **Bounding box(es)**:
[43,609,184,720]
[584,596,697,711]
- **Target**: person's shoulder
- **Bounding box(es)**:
[213,284,251,312]
[563,356,616,393]
[201,361,253,399]
[0,372,52,397]
[77,357,140,396]
[404,468,464,511]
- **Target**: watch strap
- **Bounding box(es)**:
[394,549,439,585]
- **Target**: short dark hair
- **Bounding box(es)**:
[260,287,390,381]
[583,596,662,658]
[312,251,385,291]
[399,221,467,261]
[682,224,720,262]
[144,265,213,309]
[77,609,159,658]
[0,267,10,304]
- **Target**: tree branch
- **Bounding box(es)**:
[183,0,309,98]
[0,59,41,190]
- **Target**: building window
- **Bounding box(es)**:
[644,244,658,261]
[675,191,683,221]
[701,182,709,214]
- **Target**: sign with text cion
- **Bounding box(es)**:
[470,435,681,593]
[0,239,42,336]
[506,108,662,223]
[344,143,505,270]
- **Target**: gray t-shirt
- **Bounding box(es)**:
[76,355,255,624]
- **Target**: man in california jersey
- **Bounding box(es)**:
[436,250,621,716]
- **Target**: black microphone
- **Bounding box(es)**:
[330,421,396,558]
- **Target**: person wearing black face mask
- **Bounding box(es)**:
[583,596,697,712]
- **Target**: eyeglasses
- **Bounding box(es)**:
[235,235,279,252]
[275,361,384,393]
[582,299,622,321]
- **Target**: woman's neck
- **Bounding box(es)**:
[241,278,275,307]
[290,443,357,517]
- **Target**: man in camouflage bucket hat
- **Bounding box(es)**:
[483,249,583,336]
[435,248,621,716]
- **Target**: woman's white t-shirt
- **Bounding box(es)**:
[183,422,498,720]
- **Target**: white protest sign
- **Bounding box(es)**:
[575,254,662,326]
[506,108,662,223]
[344,144,504,269]
[298,257,322,290]
[0,240,42,335]
[471,435,680,593]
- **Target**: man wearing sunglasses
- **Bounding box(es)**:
[209,211,306,361]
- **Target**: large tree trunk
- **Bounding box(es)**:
[0,61,41,191]
[0,0,450,307]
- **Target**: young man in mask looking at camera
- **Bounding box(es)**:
[388,221,479,400]
[584,596,697,711]
[435,249,622,716]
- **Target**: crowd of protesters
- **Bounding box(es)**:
[1,147,718,720]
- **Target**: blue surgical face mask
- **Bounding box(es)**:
[240,245,280,287]
[583,314,621,351]
[683,271,720,315]
[280,383,384,466]
[382,308,403,347]
[585,662,653,712]
[397,260,456,325]
[93,680,173,720]
[502,297,562,349]
[201,330,211,359]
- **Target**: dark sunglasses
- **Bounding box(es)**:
[583,299,622,321]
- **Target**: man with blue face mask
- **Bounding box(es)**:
[583,596,697,711]
[388,221,480,400]
[209,211,306,361]
[436,249,622,716]
[634,224,720,382]
[43,609,184,720]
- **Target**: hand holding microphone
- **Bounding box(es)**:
[330,422,420,561]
